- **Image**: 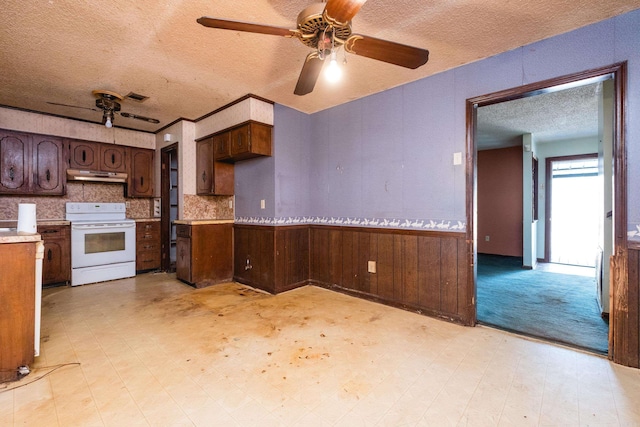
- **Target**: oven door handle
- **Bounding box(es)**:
[72,223,136,230]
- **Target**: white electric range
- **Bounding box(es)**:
[66,202,136,286]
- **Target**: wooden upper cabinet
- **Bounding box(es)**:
[196,138,213,195]
[213,132,231,161]
[126,147,154,197]
[0,131,29,194]
[67,140,100,170]
[100,144,127,173]
[213,121,272,162]
[196,137,234,196]
[0,130,65,195]
[32,137,65,195]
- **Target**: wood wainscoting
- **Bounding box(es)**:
[233,224,474,326]
[233,224,309,294]
[309,226,474,326]
[613,246,640,368]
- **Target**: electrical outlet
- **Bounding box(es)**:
[368,261,376,274]
[260,199,265,209]
[229,199,233,209]
[125,201,130,208]
[485,235,490,242]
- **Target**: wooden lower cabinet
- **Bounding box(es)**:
[38,224,70,286]
[176,223,233,287]
[0,241,36,382]
[136,221,161,272]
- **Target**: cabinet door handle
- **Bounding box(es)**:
[202,171,206,182]
[46,169,51,182]
[9,167,14,181]
[47,249,52,261]
[111,153,115,164]
[140,176,144,187]
[82,150,86,162]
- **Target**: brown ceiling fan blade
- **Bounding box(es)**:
[119,112,160,124]
[294,52,324,96]
[47,101,98,111]
[197,17,296,37]
[344,35,429,69]
[324,0,368,27]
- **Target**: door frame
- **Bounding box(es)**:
[466,62,627,358]
[161,143,178,272]
[544,153,599,263]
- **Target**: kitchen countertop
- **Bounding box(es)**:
[135,218,161,222]
[0,219,71,228]
[0,230,42,244]
[173,219,234,225]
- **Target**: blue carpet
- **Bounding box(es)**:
[477,254,609,354]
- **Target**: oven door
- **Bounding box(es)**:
[71,222,136,268]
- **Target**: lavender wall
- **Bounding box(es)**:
[237,9,640,237]
[235,104,310,221]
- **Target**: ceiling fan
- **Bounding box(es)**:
[197,0,430,95]
[47,90,160,128]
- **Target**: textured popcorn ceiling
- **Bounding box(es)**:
[477,82,602,150]
[0,1,637,133]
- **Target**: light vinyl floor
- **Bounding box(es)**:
[1,273,639,426]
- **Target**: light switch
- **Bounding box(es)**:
[260,199,265,209]
[453,152,462,165]
[153,198,161,217]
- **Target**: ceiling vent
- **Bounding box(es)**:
[124,92,149,102]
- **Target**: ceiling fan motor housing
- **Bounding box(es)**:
[95,97,121,112]
[297,2,352,48]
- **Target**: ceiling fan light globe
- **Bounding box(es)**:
[105,117,113,128]
[325,57,342,83]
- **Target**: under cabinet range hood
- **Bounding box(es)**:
[66,169,128,183]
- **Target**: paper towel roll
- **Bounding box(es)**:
[17,203,37,235]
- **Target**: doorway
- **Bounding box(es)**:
[468,63,627,356]
[161,143,179,272]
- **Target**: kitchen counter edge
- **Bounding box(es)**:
[0,231,43,244]
[173,219,234,225]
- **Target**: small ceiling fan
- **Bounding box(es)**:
[48,90,160,128]
[197,0,429,95]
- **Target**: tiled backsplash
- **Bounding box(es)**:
[0,182,153,221]
[183,194,233,220]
